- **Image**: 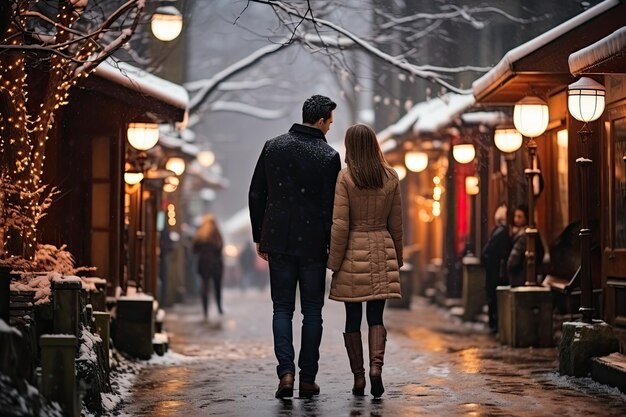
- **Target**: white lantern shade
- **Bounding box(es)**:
[197,150,215,168]
[163,176,179,193]
[567,77,606,123]
[124,172,144,185]
[166,157,186,176]
[151,6,183,42]
[452,144,475,164]
[405,151,428,172]
[392,164,406,181]
[465,176,479,195]
[494,128,523,154]
[513,96,549,138]
[127,122,159,151]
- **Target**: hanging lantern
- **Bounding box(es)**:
[405,151,428,172]
[124,172,144,185]
[151,6,184,42]
[567,77,606,123]
[127,122,159,151]
[452,144,475,164]
[166,157,186,176]
[465,176,479,195]
[197,150,215,167]
[513,96,549,138]
[494,127,523,154]
[392,165,406,181]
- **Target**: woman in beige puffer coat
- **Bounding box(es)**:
[327,124,403,398]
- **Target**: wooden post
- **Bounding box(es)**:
[40,334,79,417]
[52,277,82,337]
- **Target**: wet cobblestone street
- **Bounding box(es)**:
[119,287,626,416]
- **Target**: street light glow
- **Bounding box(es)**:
[151,6,184,42]
[568,77,606,123]
[494,128,523,154]
[513,96,549,138]
[127,122,159,151]
[405,151,428,172]
[452,144,475,164]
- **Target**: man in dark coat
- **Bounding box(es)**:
[481,205,511,333]
[248,95,341,399]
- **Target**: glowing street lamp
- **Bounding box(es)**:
[567,77,606,323]
[151,6,183,42]
[494,128,523,154]
[165,157,185,176]
[126,122,159,293]
[513,95,549,285]
[405,151,428,173]
[452,144,475,164]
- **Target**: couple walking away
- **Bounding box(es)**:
[249,95,403,399]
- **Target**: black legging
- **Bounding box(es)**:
[344,300,386,333]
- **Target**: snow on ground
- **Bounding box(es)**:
[101,344,201,416]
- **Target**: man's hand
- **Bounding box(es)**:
[256,243,269,261]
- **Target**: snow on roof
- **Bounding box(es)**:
[377,93,475,144]
[376,93,476,153]
[413,94,475,134]
[569,26,626,74]
[377,100,432,143]
[95,60,189,111]
[158,129,200,157]
[460,111,509,126]
[472,0,620,96]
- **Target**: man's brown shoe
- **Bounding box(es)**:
[275,373,294,398]
[298,381,320,398]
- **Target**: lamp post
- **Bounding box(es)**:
[513,96,549,286]
[127,122,160,293]
[494,127,524,225]
[465,175,480,255]
[567,77,606,323]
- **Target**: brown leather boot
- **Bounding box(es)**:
[275,373,294,398]
[298,381,320,398]
[343,332,366,395]
[368,325,387,398]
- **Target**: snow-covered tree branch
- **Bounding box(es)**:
[241,0,547,94]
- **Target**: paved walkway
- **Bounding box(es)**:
[119,287,626,416]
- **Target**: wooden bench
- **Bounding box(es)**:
[543,266,602,320]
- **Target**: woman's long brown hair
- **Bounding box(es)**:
[345,124,393,189]
[194,214,223,248]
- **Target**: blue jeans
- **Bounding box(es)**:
[269,253,326,383]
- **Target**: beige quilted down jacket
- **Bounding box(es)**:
[327,168,403,302]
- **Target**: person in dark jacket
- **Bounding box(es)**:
[193,214,224,320]
[481,205,511,333]
[507,204,544,287]
[248,95,341,399]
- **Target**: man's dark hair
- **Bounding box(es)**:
[302,95,336,124]
[516,204,529,221]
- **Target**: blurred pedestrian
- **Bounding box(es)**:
[193,214,224,320]
[480,204,510,333]
[327,124,403,398]
[249,95,341,399]
[507,204,544,287]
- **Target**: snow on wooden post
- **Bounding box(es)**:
[0,319,22,381]
[0,266,10,323]
[115,294,155,359]
[40,334,79,417]
[92,312,111,370]
[52,277,82,337]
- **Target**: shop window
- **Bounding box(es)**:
[614,117,626,248]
